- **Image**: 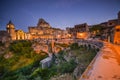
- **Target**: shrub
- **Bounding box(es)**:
[70,43,79,49]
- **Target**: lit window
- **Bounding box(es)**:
[7,25,9,28]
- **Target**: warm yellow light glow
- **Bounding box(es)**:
[7,25,9,28]
[114,25,120,44]
[77,32,88,39]
[57,35,60,38]
[79,33,83,36]
[68,34,71,37]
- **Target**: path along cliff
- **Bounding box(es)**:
[80,42,120,80]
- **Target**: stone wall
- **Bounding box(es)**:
[77,40,103,49]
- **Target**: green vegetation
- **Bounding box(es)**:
[0,40,47,80]
[70,42,79,49]
[70,43,97,72]
[49,43,97,80]
[9,40,32,54]
[0,42,98,80]
[50,43,97,79]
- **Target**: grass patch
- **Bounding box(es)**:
[11,56,33,70]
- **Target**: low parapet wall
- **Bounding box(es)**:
[77,40,103,49]
[77,40,104,80]
[79,41,120,80]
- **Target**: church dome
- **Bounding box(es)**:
[6,20,15,29]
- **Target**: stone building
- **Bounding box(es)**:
[100,11,120,27]
[28,18,70,40]
[16,30,26,40]
[99,11,120,42]
[40,56,52,68]
[6,21,26,40]
[0,31,11,43]
[28,18,56,39]
[66,23,89,39]
[0,21,26,42]
[1,11,120,42]
[0,19,71,42]
[113,25,120,44]
[6,21,16,40]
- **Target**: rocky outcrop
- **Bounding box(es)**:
[73,64,86,79]
[4,52,13,59]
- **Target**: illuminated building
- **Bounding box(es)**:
[113,25,120,44]
[28,18,54,39]
[0,21,27,42]
[0,19,71,43]
[76,32,89,39]
[88,11,120,42]
[6,21,26,40]
[66,23,89,39]
[28,18,70,40]
[1,11,120,43]
[6,21,16,40]
[99,11,120,41]
[0,20,27,42]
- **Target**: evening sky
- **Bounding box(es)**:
[0,0,120,31]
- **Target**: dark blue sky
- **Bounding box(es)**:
[0,0,120,32]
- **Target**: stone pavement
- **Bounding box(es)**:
[80,42,120,80]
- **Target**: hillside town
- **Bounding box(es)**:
[0,11,120,44]
[0,11,120,80]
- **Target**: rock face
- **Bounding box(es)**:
[0,31,11,43]
[4,52,13,59]
[73,64,86,79]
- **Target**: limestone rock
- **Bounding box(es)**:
[73,64,86,79]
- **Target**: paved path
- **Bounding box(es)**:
[80,42,120,80]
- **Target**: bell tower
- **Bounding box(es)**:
[6,20,16,40]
